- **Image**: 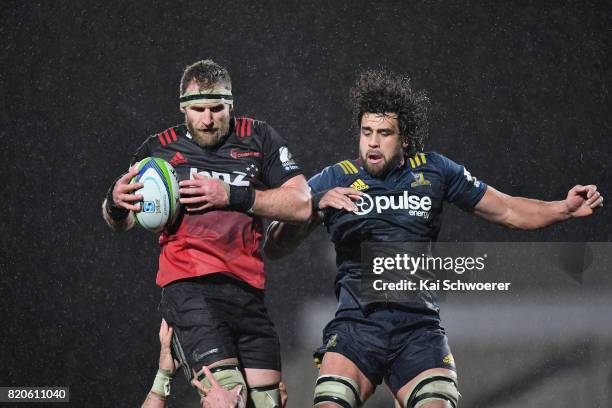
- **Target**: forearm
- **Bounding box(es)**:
[141,392,166,408]
[142,366,174,408]
[101,198,136,232]
[264,216,321,259]
[503,196,571,230]
[251,187,311,222]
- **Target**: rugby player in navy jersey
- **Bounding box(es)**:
[102,59,310,408]
[264,69,603,408]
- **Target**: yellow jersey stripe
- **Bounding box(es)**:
[420,153,426,164]
[338,160,357,174]
[414,154,421,166]
[341,160,357,174]
[345,161,359,174]
[337,161,350,174]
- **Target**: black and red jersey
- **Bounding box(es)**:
[130,117,303,289]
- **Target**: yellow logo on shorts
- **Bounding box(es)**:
[443,353,455,366]
[326,334,338,349]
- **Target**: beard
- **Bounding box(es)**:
[361,148,403,178]
[186,117,230,148]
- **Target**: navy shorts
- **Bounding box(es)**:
[322,289,456,393]
[160,273,281,379]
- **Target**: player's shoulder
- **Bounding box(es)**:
[332,158,361,176]
[406,151,452,171]
[146,124,187,147]
[314,158,360,182]
[233,116,270,138]
[408,151,475,183]
[309,158,358,191]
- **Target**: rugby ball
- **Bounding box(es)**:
[131,157,180,232]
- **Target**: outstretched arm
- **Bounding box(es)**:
[473,184,603,230]
[141,319,178,408]
[264,187,361,259]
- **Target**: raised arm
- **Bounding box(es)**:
[473,184,603,230]
[141,319,177,408]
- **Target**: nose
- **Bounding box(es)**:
[368,134,380,148]
[201,109,214,126]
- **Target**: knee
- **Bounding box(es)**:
[313,375,361,408]
[402,375,460,408]
[195,364,247,399]
[248,384,282,408]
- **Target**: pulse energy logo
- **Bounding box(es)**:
[354,192,432,218]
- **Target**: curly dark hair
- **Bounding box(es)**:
[180,59,232,95]
[350,69,429,155]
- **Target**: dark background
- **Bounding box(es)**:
[2,1,610,407]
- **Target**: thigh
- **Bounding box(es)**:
[244,368,281,388]
[160,280,238,378]
[234,290,282,372]
[387,319,457,394]
[320,304,389,389]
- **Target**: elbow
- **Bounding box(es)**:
[101,200,133,233]
[104,219,129,233]
[263,221,286,260]
[503,216,537,231]
[498,207,522,230]
[502,216,519,230]
[263,239,291,260]
[263,245,285,260]
[498,198,534,230]
[499,195,548,230]
[101,201,118,232]
[263,220,298,260]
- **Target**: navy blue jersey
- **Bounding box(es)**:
[308,152,487,312]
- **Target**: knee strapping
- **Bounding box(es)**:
[403,376,460,408]
[248,384,281,408]
[313,375,361,408]
[196,364,247,398]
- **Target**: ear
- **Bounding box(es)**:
[180,106,186,113]
[400,140,410,158]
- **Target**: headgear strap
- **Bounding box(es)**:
[179,88,233,108]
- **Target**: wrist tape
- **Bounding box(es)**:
[151,368,174,398]
[105,176,130,221]
[228,185,256,212]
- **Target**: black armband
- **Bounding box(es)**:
[105,178,130,221]
[228,185,256,213]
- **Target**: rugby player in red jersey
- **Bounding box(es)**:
[103,59,310,407]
